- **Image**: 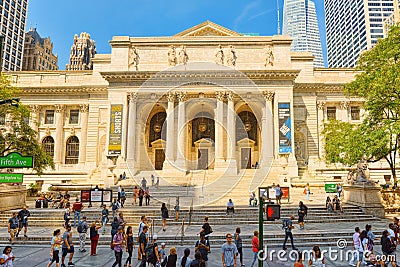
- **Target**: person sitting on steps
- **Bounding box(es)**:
[226,199,235,215]
[249,192,257,207]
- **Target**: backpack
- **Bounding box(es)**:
[282,218,289,230]
[145,243,156,263]
[367,237,374,251]
[77,221,84,233]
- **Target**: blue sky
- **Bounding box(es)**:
[27,0,327,69]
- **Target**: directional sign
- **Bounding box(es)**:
[0,152,33,168]
[0,173,23,183]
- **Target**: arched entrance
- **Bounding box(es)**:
[236,110,259,169]
[148,111,167,170]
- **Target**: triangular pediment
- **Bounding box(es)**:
[175,21,242,37]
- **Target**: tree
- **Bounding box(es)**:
[0,74,54,175]
[323,24,400,184]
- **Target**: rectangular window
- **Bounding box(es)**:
[45,110,54,124]
[69,109,79,124]
[351,106,360,120]
[327,107,337,120]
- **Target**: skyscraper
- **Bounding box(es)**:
[283,0,324,68]
[66,32,96,71]
[0,0,29,71]
[325,0,399,68]
[22,28,58,71]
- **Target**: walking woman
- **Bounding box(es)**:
[112,226,125,267]
[308,245,325,266]
[161,203,169,231]
[47,229,62,267]
[162,247,177,267]
[132,186,138,205]
[111,217,119,242]
[124,226,136,267]
[0,246,15,267]
[234,227,244,266]
[89,221,101,256]
[249,230,259,267]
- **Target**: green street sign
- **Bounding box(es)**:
[0,152,33,168]
[325,183,337,193]
[0,173,23,183]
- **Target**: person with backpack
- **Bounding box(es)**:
[161,203,169,232]
[77,216,88,253]
[162,247,177,267]
[234,227,244,267]
[381,230,397,267]
[365,224,376,253]
[199,216,212,251]
[111,226,125,267]
[139,225,149,267]
[7,213,18,245]
[297,201,308,230]
[275,184,282,205]
[179,248,192,267]
[195,233,209,266]
[282,215,297,251]
[111,199,120,218]
[145,234,159,267]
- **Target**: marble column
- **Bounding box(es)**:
[29,105,41,140]
[54,104,65,164]
[126,92,137,167]
[175,91,186,169]
[226,92,236,160]
[79,104,89,163]
[214,91,225,167]
[164,92,175,168]
[317,101,325,159]
[262,91,275,166]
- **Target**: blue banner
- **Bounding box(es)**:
[278,103,292,153]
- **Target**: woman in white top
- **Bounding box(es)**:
[0,246,15,267]
[308,245,325,267]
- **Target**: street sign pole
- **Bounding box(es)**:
[258,196,264,267]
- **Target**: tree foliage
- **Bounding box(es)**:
[0,74,54,175]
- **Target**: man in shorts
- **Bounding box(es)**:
[16,205,30,238]
[61,224,75,267]
[8,212,18,245]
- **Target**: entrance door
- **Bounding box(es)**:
[241,148,251,169]
[155,149,165,170]
[198,149,208,170]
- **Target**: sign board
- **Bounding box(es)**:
[278,103,292,153]
[0,152,33,168]
[260,186,290,200]
[81,190,90,202]
[81,189,113,203]
[266,204,281,220]
[0,173,23,183]
[108,104,123,155]
[91,190,102,202]
[325,183,337,193]
[102,190,112,203]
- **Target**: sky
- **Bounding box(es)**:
[26,0,327,69]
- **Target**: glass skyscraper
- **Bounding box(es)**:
[283,0,324,68]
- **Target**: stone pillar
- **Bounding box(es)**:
[340,101,349,122]
[126,92,137,168]
[54,104,65,164]
[79,104,89,163]
[175,91,186,170]
[164,92,175,169]
[317,101,325,159]
[214,91,225,170]
[226,92,237,173]
[262,91,275,166]
[29,105,41,140]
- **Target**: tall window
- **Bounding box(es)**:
[65,136,79,164]
[42,136,54,158]
[327,107,336,120]
[69,109,79,124]
[45,110,54,124]
[351,106,360,120]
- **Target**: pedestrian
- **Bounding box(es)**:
[297,201,308,230]
[63,203,71,228]
[141,177,147,190]
[133,186,138,205]
[124,226,136,267]
[174,196,180,221]
[381,229,397,267]
[0,246,15,267]
[226,199,235,215]
[304,183,310,201]
[89,221,101,256]
[234,227,244,266]
[138,215,150,261]
[162,247,177,267]
[138,225,149,267]
[393,217,399,243]
[190,252,205,267]
[357,230,369,267]
[199,216,212,251]
[349,227,360,266]
[282,215,297,250]
[7,213,18,245]
[249,230,259,267]
[111,217,119,242]
[120,189,126,207]
[111,198,120,218]
[118,212,127,229]
[16,205,30,238]
[156,177,160,188]
[138,188,144,206]
[249,192,257,206]
[147,234,160,266]
[221,233,238,267]
[47,229,62,267]
[179,248,192,267]
[61,224,75,267]
[275,184,282,205]
[195,232,209,266]
[151,174,155,186]
[294,251,304,267]
[336,183,343,198]
[145,188,151,206]
[72,198,83,228]
[159,242,167,262]
[77,216,88,253]
[117,185,122,202]
[112,226,125,267]
[366,224,376,252]
[100,204,109,235]
[161,203,169,231]
[308,245,325,266]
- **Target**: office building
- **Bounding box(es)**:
[22,28,58,71]
[66,32,96,70]
[283,0,324,68]
[0,0,28,71]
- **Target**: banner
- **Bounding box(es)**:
[278,103,292,153]
[108,104,123,155]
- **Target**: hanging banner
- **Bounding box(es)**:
[108,104,123,155]
[278,103,292,153]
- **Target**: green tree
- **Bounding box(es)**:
[323,24,400,183]
[0,74,54,175]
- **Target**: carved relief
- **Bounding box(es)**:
[215,44,224,65]
[45,126,51,136]
[176,91,186,102]
[226,45,237,67]
[294,129,307,165]
[178,46,189,65]
[128,92,138,103]
[265,45,274,67]
[263,90,275,102]
[79,104,89,113]
[130,46,140,71]
[168,45,177,66]
[70,126,76,135]
[29,105,41,113]
[215,91,225,101]
[54,104,65,113]
[316,101,325,110]
[167,92,175,102]
[226,91,233,101]
[340,101,349,110]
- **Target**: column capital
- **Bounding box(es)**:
[340,101,349,110]
[263,90,275,102]
[226,91,234,101]
[167,92,175,102]
[54,104,65,113]
[176,91,186,102]
[215,91,225,101]
[79,104,89,113]
[316,101,326,110]
[128,92,138,103]
[29,104,41,113]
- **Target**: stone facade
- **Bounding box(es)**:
[65,32,96,70]
[5,21,397,190]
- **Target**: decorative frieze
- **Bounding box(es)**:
[54,104,65,113]
[29,105,41,113]
[79,104,89,113]
[176,91,186,102]
[316,101,325,110]
[263,90,275,102]
[128,92,138,103]
[130,46,140,71]
[167,92,175,102]
[340,101,349,110]
[215,91,225,101]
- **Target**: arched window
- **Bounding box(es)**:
[65,136,79,164]
[42,136,54,158]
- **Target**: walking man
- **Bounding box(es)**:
[275,184,282,205]
[61,224,75,267]
[221,233,237,267]
[141,177,147,190]
[139,225,149,267]
[72,198,83,228]
[195,232,210,266]
[282,215,297,250]
[16,205,30,238]
[8,212,18,245]
[77,216,88,253]
[100,204,109,235]
[349,227,360,266]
